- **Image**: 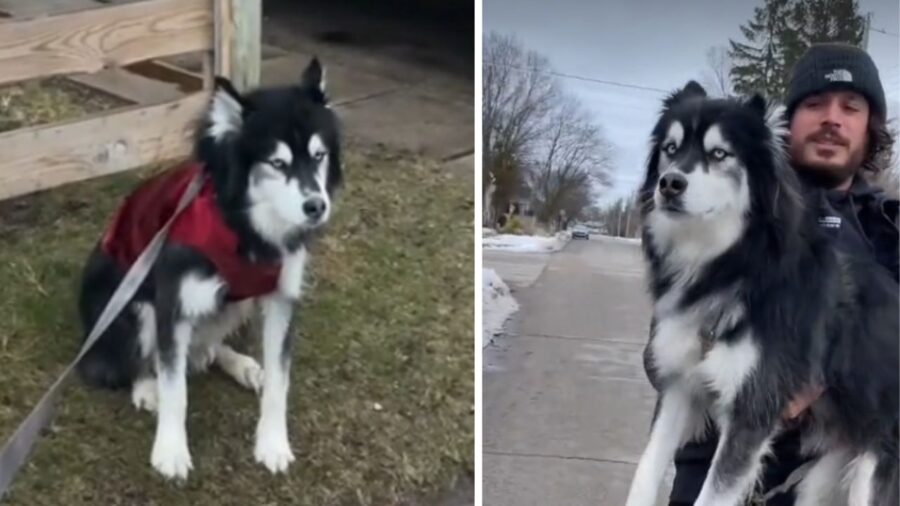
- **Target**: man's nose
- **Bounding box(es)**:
[821,100,844,128]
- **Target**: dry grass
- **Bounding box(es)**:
[0,80,473,505]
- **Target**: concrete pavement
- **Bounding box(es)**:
[483,236,672,505]
[262,0,473,162]
[483,249,553,290]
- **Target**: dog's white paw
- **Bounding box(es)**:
[229,354,264,394]
[254,427,295,474]
[151,431,193,480]
[131,377,158,413]
[188,345,216,373]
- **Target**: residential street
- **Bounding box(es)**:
[483,235,673,505]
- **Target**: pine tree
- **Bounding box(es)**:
[778,0,811,95]
[728,0,792,99]
[729,0,865,100]
[805,0,865,43]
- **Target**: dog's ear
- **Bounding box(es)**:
[639,139,662,215]
[745,93,767,116]
[664,81,707,109]
[300,57,328,103]
[207,77,246,141]
[746,93,789,143]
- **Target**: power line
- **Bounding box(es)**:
[871,26,899,37]
[484,61,670,95]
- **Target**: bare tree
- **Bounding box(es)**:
[482,32,558,223]
[701,45,735,98]
[527,96,613,227]
[597,194,641,238]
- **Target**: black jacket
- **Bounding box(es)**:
[665,177,900,505]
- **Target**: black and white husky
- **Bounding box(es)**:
[76,59,341,480]
[626,81,898,506]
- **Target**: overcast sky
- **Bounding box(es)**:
[484,0,900,206]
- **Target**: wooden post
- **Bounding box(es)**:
[214,0,233,80]
[202,51,214,90]
[215,0,260,91]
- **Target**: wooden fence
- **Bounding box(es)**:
[0,0,260,200]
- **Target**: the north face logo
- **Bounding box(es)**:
[818,215,842,229]
[824,69,853,82]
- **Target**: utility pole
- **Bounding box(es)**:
[624,202,632,238]
[616,203,624,237]
[863,12,872,50]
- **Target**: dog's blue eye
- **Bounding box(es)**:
[313,151,327,162]
[709,148,729,161]
[663,143,677,156]
[270,159,288,170]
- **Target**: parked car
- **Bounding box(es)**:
[571,226,590,239]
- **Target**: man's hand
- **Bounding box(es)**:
[783,384,826,421]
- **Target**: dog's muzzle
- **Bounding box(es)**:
[658,173,687,199]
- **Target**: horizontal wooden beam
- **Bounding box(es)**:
[66,67,184,106]
[125,59,205,94]
[0,0,213,86]
[0,92,209,200]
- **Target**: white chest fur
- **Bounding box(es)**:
[650,296,759,407]
[650,309,704,379]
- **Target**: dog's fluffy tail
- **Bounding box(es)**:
[75,245,142,390]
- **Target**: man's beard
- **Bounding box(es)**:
[792,126,867,189]
[794,161,859,189]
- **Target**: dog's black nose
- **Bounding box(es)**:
[659,173,687,198]
[303,197,327,220]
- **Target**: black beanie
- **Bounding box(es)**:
[785,43,886,120]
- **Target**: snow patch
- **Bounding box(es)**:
[482,232,570,253]
[482,268,519,348]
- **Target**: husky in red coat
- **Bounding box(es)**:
[76,59,341,480]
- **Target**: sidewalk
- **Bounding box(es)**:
[483,236,671,505]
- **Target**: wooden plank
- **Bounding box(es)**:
[0,0,214,86]
[229,0,261,91]
[0,1,144,21]
[66,67,184,105]
[125,59,204,93]
[0,92,209,200]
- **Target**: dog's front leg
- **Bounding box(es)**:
[625,383,696,506]
[693,418,774,506]
[151,310,193,479]
[254,293,296,473]
[847,451,878,506]
[794,447,852,506]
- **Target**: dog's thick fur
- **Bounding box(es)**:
[625,81,898,506]
[76,59,341,480]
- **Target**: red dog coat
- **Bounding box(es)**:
[101,162,281,300]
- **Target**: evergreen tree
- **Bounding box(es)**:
[729,0,865,100]
[728,0,791,99]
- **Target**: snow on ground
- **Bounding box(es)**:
[482,231,570,253]
[482,268,519,348]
